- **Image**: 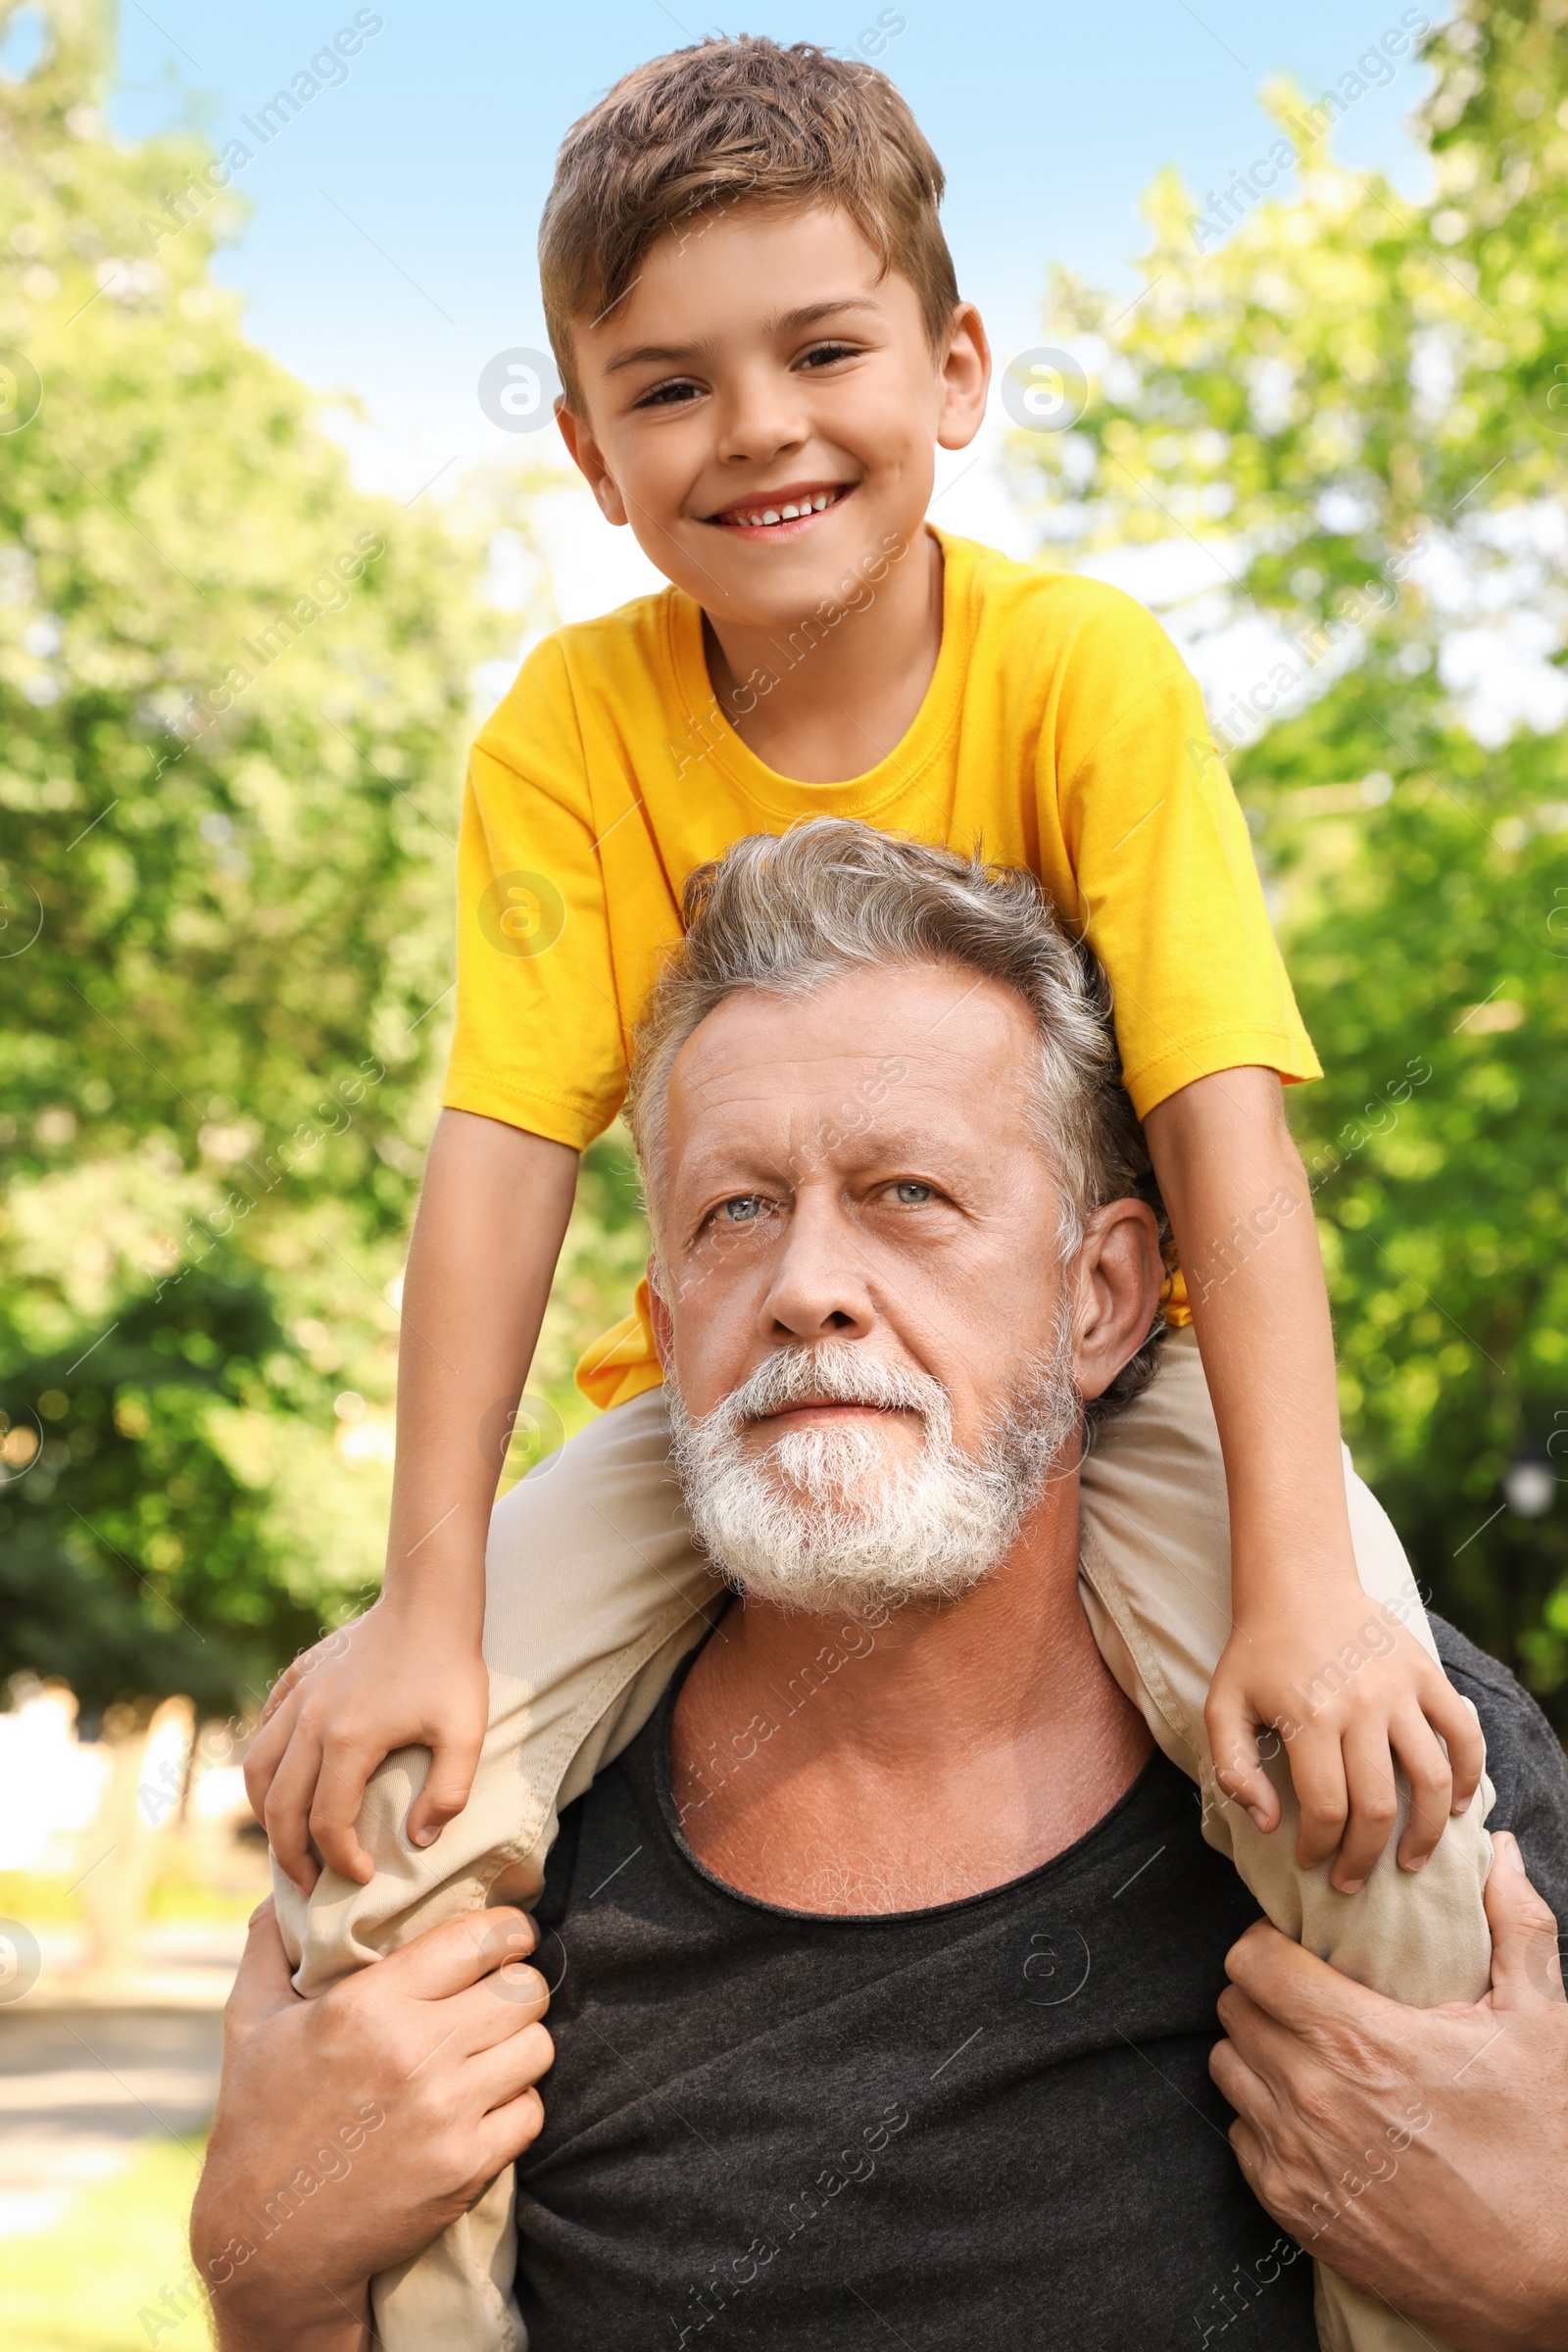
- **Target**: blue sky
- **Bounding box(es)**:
[80,1,1446,604]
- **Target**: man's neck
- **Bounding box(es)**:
[671,1469,1152,1914]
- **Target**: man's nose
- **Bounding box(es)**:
[760,1193,875,1342]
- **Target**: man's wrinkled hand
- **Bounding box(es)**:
[190,1897,553,2351]
[1209,1832,1568,2352]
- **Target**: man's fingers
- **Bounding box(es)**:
[474,2085,548,2177]
[1332,1725,1400,1891]
[419,1963,552,2066]
[224,1898,301,2030]
[1207,2022,1282,2128]
[1206,1698,1278,1834]
[382,1906,539,2002]
[1390,1710,1455,1871]
[307,1742,382,1886]
[261,1728,326,1895]
[1485,1832,1567,2010]
[406,1735,485,1851]
[1288,1739,1348,1872]
[1223,1915,1391,2042]
[466,2018,555,2112]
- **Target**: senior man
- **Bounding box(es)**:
[195,824,1568,2350]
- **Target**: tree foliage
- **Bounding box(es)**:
[1010,0,1568,1711]
[0,0,559,1708]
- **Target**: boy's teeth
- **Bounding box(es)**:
[728,488,840,526]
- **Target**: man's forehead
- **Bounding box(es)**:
[666,969,1039,1136]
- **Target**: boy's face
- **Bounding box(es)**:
[556,204,989,632]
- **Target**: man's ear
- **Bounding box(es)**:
[1072,1199,1163,1400]
[647,1256,674,1371]
[554,399,628,526]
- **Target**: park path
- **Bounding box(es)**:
[0,1925,242,2242]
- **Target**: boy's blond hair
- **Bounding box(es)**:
[539,35,960,412]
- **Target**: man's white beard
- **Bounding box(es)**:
[665,1318,1080,1617]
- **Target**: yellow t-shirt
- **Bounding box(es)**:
[443,528,1319,1408]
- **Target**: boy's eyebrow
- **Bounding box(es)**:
[601,297,882,377]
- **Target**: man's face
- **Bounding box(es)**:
[557,203,987,635]
[652,963,1149,1610]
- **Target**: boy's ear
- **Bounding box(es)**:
[555,399,629,527]
[936,300,992,455]
[647,1256,674,1370]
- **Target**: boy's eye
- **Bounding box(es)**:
[798,342,859,370]
[892,1181,933,1205]
[635,378,703,409]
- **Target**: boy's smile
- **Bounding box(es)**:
[703,478,856,539]
[554,204,989,777]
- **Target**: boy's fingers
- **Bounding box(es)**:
[1331,1726,1399,1891]
[307,1741,382,1886]
[1206,1700,1277,1834]
[1391,1711,1454,1871]
[258,1654,308,1730]
[1289,1739,1348,1872]
[407,1736,485,1850]
[241,1694,297,1822]
[262,1729,326,1895]
[1425,1682,1486,1815]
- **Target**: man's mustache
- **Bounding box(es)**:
[702,1342,949,1443]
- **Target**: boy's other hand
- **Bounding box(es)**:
[1204,1587,1486,1893]
[244,1604,491,1892]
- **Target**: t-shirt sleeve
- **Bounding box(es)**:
[1432,1615,1568,1925]
[442,640,630,1150]
[1047,591,1321,1119]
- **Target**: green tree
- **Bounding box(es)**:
[0,0,558,1708]
[1009,0,1568,1712]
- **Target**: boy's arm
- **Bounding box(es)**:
[245,1109,579,1892]
[1143,1067,1485,1892]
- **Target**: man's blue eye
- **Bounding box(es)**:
[894,1182,931,1204]
[723,1197,763,1223]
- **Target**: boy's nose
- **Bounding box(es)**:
[712,370,809,467]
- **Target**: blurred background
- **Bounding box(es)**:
[1,0,1564,2343]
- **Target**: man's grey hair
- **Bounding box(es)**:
[627,818,1168,1415]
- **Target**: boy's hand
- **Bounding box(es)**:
[1205,1588,1486,1894]
[244,1604,491,1893]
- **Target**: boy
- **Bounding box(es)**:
[246,36,1491,2351]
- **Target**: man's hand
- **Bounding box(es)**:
[244,1605,492,1891]
[1206,1595,1486,1891]
[1209,1832,1568,2352]
[190,1898,553,2352]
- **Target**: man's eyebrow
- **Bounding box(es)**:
[600,297,881,378]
